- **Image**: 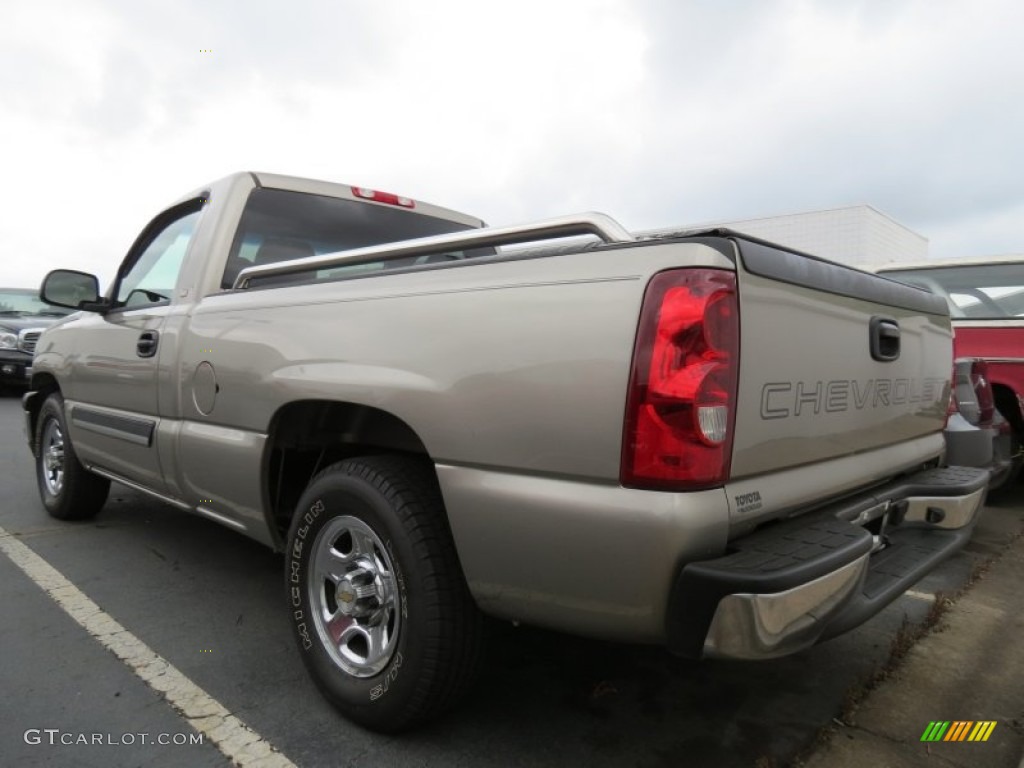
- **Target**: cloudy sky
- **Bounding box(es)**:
[2,0,1023,288]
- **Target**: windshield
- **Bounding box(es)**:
[881,263,1024,319]
[0,289,74,317]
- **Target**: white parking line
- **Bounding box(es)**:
[0,525,296,768]
[904,589,937,602]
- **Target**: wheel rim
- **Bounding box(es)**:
[41,417,65,496]
[309,515,401,678]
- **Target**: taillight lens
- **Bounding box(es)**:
[621,269,740,489]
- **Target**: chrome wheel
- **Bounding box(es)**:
[41,417,65,496]
[309,515,401,678]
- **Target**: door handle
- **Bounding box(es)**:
[869,317,900,362]
[137,330,159,358]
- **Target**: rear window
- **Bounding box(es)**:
[881,263,1024,319]
[222,188,489,288]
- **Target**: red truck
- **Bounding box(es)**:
[879,256,1024,488]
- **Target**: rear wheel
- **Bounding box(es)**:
[285,455,482,732]
[35,393,110,520]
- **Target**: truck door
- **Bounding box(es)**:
[65,200,203,493]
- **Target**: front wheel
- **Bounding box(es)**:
[35,393,110,520]
[285,456,482,732]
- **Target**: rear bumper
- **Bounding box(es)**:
[943,412,993,468]
[944,411,1017,489]
[667,465,989,660]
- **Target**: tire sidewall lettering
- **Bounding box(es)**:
[304,499,324,527]
[369,651,403,701]
[286,484,411,705]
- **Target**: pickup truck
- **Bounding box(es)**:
[24,172,989,732]
[878,257,1024,490]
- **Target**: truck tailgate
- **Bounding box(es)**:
[729,240,951,484]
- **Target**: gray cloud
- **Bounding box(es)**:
[574,0,1024,253]
[4,0,1024,291]
[20,1,386,143]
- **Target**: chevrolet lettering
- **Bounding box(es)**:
[760,377,949,419]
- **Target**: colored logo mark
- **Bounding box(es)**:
[920,721,997,742]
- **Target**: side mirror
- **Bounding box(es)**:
[40,269,105,312]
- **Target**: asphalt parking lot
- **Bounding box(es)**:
[1,391,1021,768]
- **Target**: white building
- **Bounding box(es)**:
[702,204,928,268]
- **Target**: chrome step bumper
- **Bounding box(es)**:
[666,466,989,660]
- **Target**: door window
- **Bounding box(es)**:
[116,205,202,309]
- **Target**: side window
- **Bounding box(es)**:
[116,207,202,309]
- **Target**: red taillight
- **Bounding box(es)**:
[621,269,740,489]
[351,186,416,208]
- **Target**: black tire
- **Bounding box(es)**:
[35,393,110,520]
[285,455,482,732]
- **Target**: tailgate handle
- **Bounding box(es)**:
[869,317,900,362]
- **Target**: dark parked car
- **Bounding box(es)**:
[0,288,73,389]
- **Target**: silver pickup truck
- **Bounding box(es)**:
[24,172,988,731]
